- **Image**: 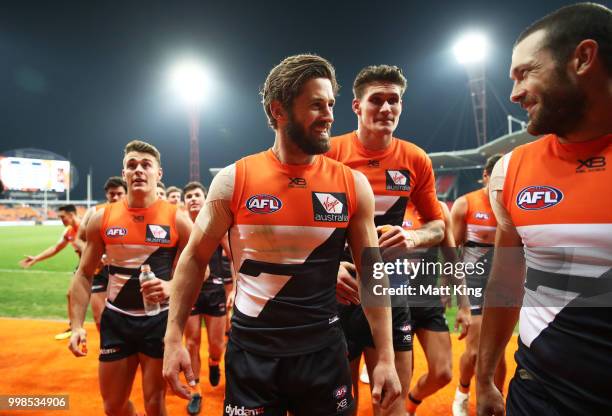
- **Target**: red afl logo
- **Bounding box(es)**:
[246,194,282,214]
[516,186,563,210]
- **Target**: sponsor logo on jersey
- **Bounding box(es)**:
[516,186,563,210]
[403,334,412,343]
[145,224,171,244]
[336,398,349,411]
[106,227,128,237]
[386,170,410,191]
[312,192,349,222]
[576,156,606,173]
[333,385,348,400]
[402,220,413,229]
[132,215,145,223]
[474,212,490,220]
[225,404,264,416]
[400,322,412,333]
[368,159,380,168]
[246,194,282,214]
[288,177,307,188]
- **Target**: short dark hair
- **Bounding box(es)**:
[484,154,503,176]
[353,65,407,99]
[515,3,612,74]
[58,204,77,214]
[156,181,166,190]
[183,181,207,197]
[166,186,182,196]
[124,139,162,166]
[104,176,127,192]
[261,54,339,129]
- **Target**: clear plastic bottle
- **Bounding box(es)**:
[139,264,160,316]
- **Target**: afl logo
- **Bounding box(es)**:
[516,186,563,210]
[106,227,127,237]
[246,194,282,214]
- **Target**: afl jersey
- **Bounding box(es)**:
[62,224,80,254]
[462,188,497,265]
[229,149,357,356]
[100,199,179,316]
[502,133,612,406]
[327,131,442,227]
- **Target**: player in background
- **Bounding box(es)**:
[75,176,127,331]
[477,4,612,415]
[156,181,167,200]
[329,65,444,416]
[68,140,192,416]
[163,54,401,416]
[166,186,183,206]
[20,204,82,340]
[450,155,505,416]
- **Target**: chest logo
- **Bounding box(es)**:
[246,194,282,214]
[516,186,563,210]
[474,212,490,220]
[313,192,349,222]
[146,224,171,244]
[386,170,410,191]
[106,227,127,237]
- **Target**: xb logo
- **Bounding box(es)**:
[576,156,606,171]
[288,177,307,188]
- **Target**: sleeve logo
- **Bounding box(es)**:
[516,186,563,210]
[146,224,171,243]
[386,170,411,191]
[312,192,349,222]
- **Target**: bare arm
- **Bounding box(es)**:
[450,196,468,246]
[75,207,95,247]
[20,238,69,268]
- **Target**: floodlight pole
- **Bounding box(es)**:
[464,63,487,146]
[189,106,201,182]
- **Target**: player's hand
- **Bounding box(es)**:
[141,278,170,303]
[226,287,236,310]
[370,360,401,410]
[455,306,471,340]
[477,380,505,416]
[336,262,359,305]
[68,327,88,357]
[19,255,37,268]
[163,340,196,399]
[377,225,419,249]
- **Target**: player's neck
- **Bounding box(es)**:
[272,133,317,165]
[558,93,612,143]
[126,192,157,209]
[355,128,392,151]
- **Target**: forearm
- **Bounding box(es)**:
[166,252,208,343]
[69,272,93,330]
[362,306,394,363]
[34,246,61,262]
[413,220,445,247]
[477,305,519,383]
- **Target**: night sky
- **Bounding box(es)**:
[0,0,585,199]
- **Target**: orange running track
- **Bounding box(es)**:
[0,318,517,415]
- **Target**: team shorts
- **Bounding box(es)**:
[224,339,354,416]
[410,305,449,332]
[339,303,412,361]
[99,307,167,362]
[190,281,226,317]
[91,268,108,294]
[466,274,489,316]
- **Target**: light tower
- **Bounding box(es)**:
[170,60,210,182]
[453,33,489,146]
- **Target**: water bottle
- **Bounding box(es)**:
[139,264,160,316]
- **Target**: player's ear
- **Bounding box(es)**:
[270,100,287,125]
[352,98,361,116]
[573,39,598,76]
[158,166,163,182]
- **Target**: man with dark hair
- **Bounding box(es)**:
[166,186,183,206]
[477,3,612,415]
[75,176,127,331]
[68,139,192,416]
[20,204,82,339]
[164,54,401,416]
[450,154,504,416]
[327,64,448,416]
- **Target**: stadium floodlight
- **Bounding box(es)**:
[453,31,489,146]
[453,32,488,65]
[169,58,213,181]
[169,59,211,106]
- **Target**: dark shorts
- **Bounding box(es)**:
[339,304,412,361]
[410,305,449,332]
[91,270,108,294]
[224,339,354,416]
[507,367,566,416]
[99,307,167,362]
[190,283,226,317]
[466,274,488,316]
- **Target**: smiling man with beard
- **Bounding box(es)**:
[476,3,612,416]
[163,54,401,416]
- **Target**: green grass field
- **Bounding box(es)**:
[0,225,461,329]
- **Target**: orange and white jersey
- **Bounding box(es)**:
[500,133,612,392]
[229,149,356,356]
[100,199,178,316]
[327,131,442,227]
[402,202,423,231]
[62,224,80,253]
[464,188,497,245]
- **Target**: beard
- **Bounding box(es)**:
[527,68,586,137]
[284,112,331,155]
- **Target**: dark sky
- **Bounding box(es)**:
[0,0,586,199]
